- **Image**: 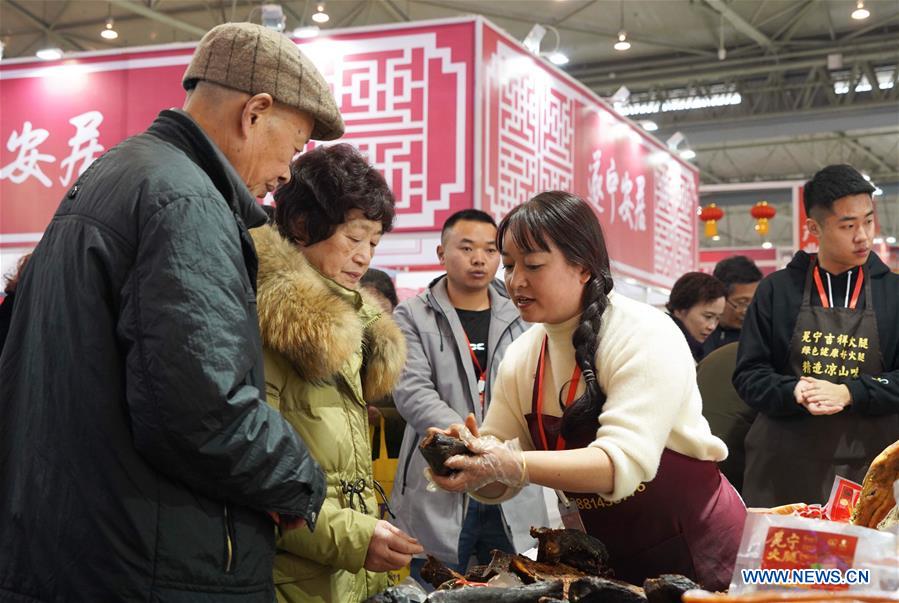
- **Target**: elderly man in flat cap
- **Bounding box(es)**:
[0,23,342,602]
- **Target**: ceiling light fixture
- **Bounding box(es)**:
[36,45,63,60]
[886,236,897,244]
[717,13,726,60]
[101,17,118,39]
[523,23,547,55]
[548,51,569,65]
[639,120,658,132]
[312,3,330,23]
[851,0,870,20]
[614,0,631,51]
[761,241,773,249]
[679,149,696,160]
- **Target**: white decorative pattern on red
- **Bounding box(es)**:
[483,47,574,217]
[300,34,468,229]
[653,161,697,280]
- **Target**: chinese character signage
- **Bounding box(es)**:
[2,18,696,283]
[798,329,870,379]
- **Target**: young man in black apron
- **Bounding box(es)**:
[733,164,899,508]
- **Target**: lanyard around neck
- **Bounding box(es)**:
[463,333,487,412]
[813,264,863,309]
[535,335,582,451]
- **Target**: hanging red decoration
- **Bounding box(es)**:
[699,203,724,238]
[751,201,777,237]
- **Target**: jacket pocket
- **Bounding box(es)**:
[223,503,236,573]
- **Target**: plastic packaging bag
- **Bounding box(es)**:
[729,512,898,596]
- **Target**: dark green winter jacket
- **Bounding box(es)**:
[0,109,325,602]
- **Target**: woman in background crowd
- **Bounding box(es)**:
[253,144,421,603]
[430,192,745,591]
[360,268,406,458]
[666,272,727,362]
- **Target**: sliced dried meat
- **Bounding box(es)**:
[508,556,585,584]
[568,576,647,603]
[426,580,564,602]
[643,574,699,603]
[530,527,612,577]
[421,555,465,589]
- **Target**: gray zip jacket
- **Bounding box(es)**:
[389,276,548,564]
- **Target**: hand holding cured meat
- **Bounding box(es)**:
[428,414,528,493]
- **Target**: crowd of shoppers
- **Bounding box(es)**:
[0,15,895,603]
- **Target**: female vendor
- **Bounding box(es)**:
[430,192,746,590]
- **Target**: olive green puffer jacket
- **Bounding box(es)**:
[252,225,407,603]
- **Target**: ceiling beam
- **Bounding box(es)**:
[702,0,775,52]
[554,0,597,27]
[5,0,86,51]
[334,1,370,28]
[772,0,818,42]
[108,0,207,37]
[837,132,895,174]
[412,0,715,57]
[383,0,410,22]
[694,130,898,152]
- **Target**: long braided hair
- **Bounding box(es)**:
[496,192,614,441]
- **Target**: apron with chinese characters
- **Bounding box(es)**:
[524,336,745,591]
[743,258,898,508]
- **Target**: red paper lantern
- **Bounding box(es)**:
[699,203,725,238]
[751,201,777,236]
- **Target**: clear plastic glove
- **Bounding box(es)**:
[426,414,528,494]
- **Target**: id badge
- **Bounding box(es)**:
[556,490,586,532]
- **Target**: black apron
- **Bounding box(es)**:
[743,258,899,507]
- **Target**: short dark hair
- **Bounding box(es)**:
[273,144,395,245]
[803,164,874,219]
[713,255,763,295]
[666,272,726,313]
[360,268,398,309]
[441,209,496,243]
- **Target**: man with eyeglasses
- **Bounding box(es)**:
[702,256,763,356]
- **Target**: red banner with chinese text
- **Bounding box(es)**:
[479,23,699,289]
[0,21,475,247]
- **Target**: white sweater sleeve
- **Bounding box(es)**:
[587,302,716,501]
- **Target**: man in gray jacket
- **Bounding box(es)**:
[390,210,548,585]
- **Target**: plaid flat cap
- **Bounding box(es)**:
[183,22,344,141]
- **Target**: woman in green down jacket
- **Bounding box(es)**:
[252,143,423,603]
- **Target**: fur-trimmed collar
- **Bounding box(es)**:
[251,224,406,401]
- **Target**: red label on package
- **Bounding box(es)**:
[761,527,858,591]
[825,477,863,523]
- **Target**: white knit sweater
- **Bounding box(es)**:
[479,291,728,503]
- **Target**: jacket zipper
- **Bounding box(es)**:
[400,434,419,495]
[224,504,235,573]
